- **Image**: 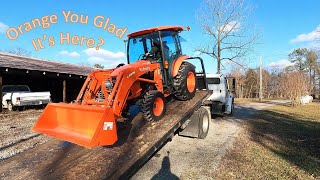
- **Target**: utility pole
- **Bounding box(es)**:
[259,56,263,102]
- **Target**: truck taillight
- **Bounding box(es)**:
[16,97,20,101]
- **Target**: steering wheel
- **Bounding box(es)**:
[138,53,154,60]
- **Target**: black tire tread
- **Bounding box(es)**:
[198,107,210,139]
[173,62,196,101]
[141,90,165,122]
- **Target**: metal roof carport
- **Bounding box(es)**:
[0,53,95,112]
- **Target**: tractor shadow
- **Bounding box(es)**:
[234,105,320,176]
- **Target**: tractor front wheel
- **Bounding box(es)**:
[173,62,196,100]
[142,91,166,122]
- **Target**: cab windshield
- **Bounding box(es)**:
[127,32,160,64]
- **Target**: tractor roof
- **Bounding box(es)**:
[127,26,184,37]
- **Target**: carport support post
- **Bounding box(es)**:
[63,80,66,102]
[0,75,2,112]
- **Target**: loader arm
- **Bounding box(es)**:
[109,61,162,116]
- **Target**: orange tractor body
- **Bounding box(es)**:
[33,26,198,148]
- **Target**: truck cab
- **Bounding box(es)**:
[206,74,235,115]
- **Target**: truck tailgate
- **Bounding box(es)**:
[16,92,50,101]
[0,91,210,179]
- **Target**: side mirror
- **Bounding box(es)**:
[227,77,236,95]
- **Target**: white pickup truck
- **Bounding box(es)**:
[2,85,51,111]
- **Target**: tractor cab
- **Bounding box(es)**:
[127,26,184,81]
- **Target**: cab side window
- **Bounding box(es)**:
[161,31,181,63]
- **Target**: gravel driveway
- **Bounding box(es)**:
[132,101,288,179]
[0,110,49,160]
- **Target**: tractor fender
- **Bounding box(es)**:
[171,55,190,77]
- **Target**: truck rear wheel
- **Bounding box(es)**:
[142,90,166,122]
[198,107,210,139]
[173,62,196,100]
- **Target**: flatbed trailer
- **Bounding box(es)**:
[0,90,211,180]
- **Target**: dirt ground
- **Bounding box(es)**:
[0,109,49,160]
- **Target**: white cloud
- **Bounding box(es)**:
[290,25,320,43]
[220,21,241,33]
[268,59,295,69]
[84,48,126,68]
[0,22,9,33]
[58,50,80,57]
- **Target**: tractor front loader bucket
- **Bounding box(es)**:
[32,103,117,148]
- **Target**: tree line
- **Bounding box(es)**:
[230,48,320,105]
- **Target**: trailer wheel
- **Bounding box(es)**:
[142,90,166,122]
[198,107,210,139]
[173,62,196,100]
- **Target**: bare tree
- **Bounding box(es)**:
[197,0,257,73]
[243,68,258,98]
[2,47,31,57]
[281,72,308,106]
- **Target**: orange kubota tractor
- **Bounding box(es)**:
[33,26,200,148]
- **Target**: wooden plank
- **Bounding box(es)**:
[0,91,210,179]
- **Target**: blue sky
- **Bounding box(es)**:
[0,0,319,73]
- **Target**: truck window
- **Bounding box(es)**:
[207,78,220,84]
[2,85,30,92]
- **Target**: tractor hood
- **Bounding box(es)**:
[110,60,152,77]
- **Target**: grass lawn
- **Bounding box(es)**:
[214,102,320,179]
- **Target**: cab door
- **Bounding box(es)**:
[160,31,182,82]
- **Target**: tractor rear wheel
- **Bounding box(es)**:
[142,90,166,122]
[173,62,196,100]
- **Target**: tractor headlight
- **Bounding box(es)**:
[105,80,113,91]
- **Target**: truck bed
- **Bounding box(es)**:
[0,91,210,180]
